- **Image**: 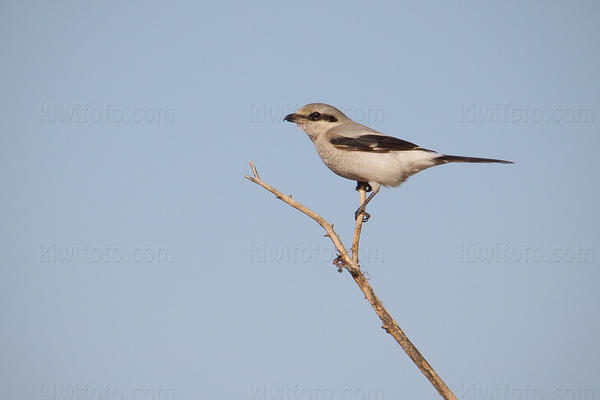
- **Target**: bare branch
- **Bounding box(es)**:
[245,161,359,274]
[249,161,261,180]
[245,161,457,400]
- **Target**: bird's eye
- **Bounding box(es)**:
[308,112,321,121]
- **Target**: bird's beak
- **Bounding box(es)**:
[284,113,301,123]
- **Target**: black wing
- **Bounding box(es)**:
[329,134,432,153]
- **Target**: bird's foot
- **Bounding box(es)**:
[355,181,372,192]
[354,206,371,223]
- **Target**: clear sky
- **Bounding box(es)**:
[1,1,599,399]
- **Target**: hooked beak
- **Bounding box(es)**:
[284,113,302,123]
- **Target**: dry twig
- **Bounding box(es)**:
[245,161,457,400]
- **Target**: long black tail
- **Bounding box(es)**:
[435,154,513,165]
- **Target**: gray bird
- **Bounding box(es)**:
[284,103,513,222]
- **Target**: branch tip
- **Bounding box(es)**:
[248,160,261,180]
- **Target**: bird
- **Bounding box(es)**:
[284,103,513,222]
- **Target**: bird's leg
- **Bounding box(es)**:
[355,181,372,192]
[354,183,380,222]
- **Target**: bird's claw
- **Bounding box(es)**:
[355,208,371,223]
[355,182,372,192]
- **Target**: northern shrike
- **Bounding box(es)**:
[284,103,512,222]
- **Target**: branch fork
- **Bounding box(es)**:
[245,161,457,400]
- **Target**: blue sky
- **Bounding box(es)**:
[1,1,599,399]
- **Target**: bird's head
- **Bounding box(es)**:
[284,103,348,140]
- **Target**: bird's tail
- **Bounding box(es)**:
[435,154,513,165]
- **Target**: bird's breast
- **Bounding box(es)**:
[314,139,439,186]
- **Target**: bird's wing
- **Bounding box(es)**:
[329,133,433,153]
